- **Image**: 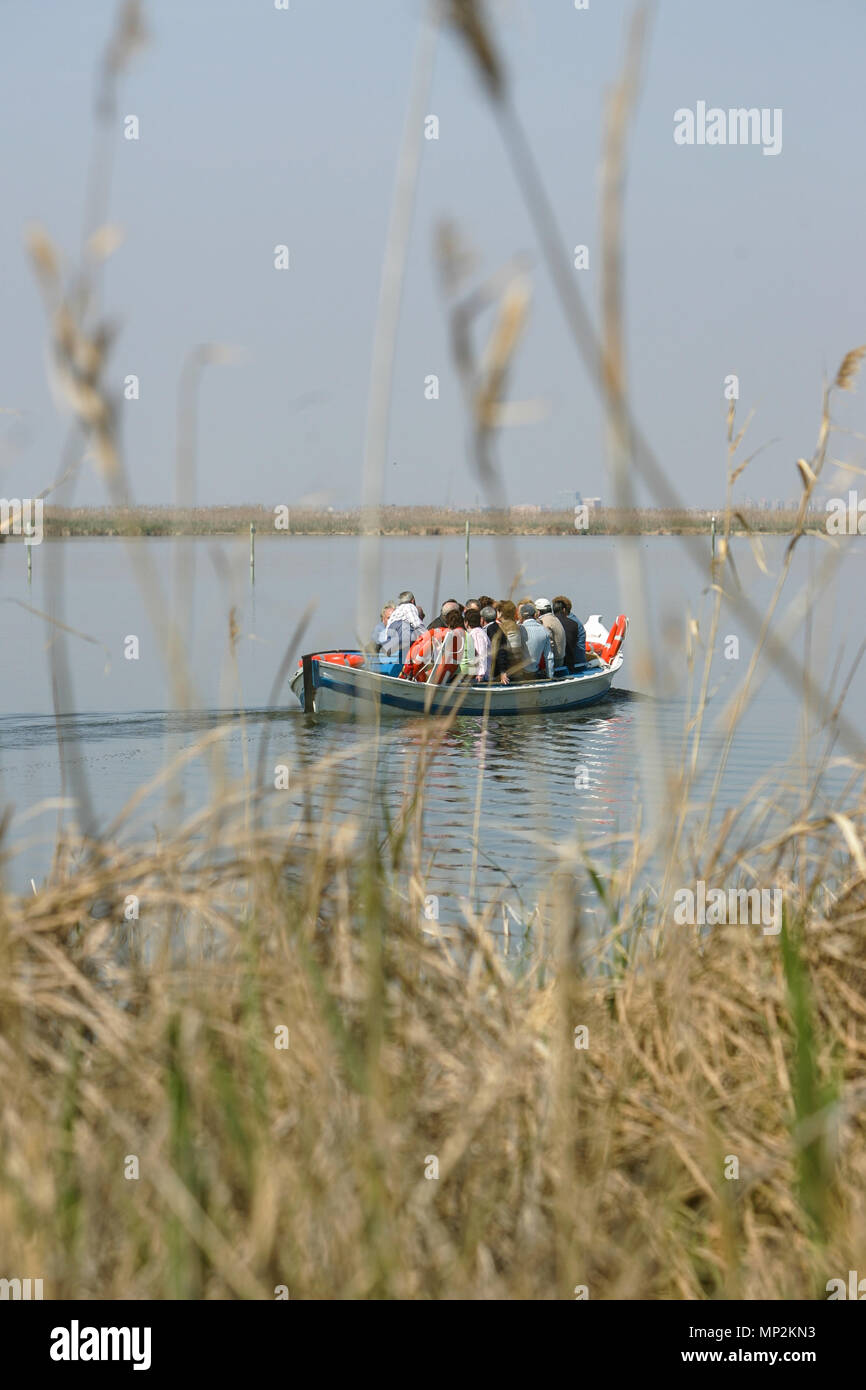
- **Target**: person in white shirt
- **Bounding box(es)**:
[460,607,491,681]
[382,590,424,662]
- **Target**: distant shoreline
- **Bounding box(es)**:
[14,504,827,539]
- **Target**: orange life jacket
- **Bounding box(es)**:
[427,629,464,684]
[401,627,461,683]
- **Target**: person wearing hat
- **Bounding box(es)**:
[534,597,566,669]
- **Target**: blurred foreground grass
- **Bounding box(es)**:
[1,751,865,1299]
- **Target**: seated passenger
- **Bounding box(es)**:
[426,598,462,631]
[517,602,554,679]
[383,590,424,662]
[371,601,396,650]
[460,607,491,682]
[553,596,587,670]
[480,604,498,668]
[485,605,506,680]
[534,598,566,669]
[492,600,529,685]
[427,609,466,685]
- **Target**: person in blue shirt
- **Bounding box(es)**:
[517,601,553,679]
[371,601,396,649]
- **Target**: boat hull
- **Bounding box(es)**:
[290,653,623,716]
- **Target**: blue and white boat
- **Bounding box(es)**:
[290,646,625,716]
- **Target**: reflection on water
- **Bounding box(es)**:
[0,678,854,941]
[0,693,643,923]
[365,699,640,933]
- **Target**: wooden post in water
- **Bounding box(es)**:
[711,515,716,559]
[26,539,32,584]
[465,518,470,593]
[250,521,256,584]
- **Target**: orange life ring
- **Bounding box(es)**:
[297,652,365,669]
[600,615,628,664]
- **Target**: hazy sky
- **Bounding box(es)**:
[1,0,864,510]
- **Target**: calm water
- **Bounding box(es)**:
[0,533,862,922]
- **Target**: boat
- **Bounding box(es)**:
[290,616,627,716]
